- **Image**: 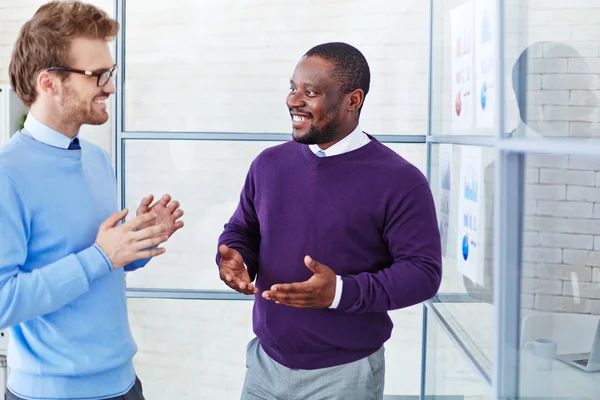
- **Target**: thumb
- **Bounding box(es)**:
[100,209,128,230]
[219,244,236,260]
[304,255,324,274]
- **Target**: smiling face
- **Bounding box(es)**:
[286,56,349,146]
[55,37,116,127]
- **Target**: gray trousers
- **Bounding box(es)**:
[5,376,144,400]
[241,337,385,400]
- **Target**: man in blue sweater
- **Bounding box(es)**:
[0,2,183,399]
[217,42,442,399]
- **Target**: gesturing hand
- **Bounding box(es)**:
[218,245,258,295]
[136,194,184,238]
[262,256,336,308]
[95,209,169,269]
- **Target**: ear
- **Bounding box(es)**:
[347,88,364,113]
[36,70,59,97]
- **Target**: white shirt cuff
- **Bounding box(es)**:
[329,275,343,309]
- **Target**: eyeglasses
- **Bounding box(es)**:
[45,64,117,87]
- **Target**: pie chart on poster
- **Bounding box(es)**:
[480,81,487,110]
[462,234,469,260]
[455,91,462,116]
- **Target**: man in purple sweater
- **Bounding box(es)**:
[217,42,442,399]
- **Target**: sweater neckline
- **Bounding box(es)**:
[15,131,82,160]
[300,133,379,166]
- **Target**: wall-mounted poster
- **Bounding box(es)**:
[450,0,474,132]
[475,0,497,129]
[439,144,452,257]
[456,146,484,285]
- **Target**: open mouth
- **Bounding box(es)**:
[93,98,107,109]
[291,113,311,128]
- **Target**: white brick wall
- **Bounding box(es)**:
[3,0,600,398]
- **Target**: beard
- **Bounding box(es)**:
[292,118,341,145]
[60,84,108,126]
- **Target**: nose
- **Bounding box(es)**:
[103,78,116,94]
[287,91,305,109]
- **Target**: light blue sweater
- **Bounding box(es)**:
[0,125,147,399]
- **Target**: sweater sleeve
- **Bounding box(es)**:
[337,182,442,313]
[216,166,261,281]
[0,175,111,329]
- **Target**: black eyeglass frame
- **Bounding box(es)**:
[45,64,117,87]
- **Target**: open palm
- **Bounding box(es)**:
[219,245,257,295]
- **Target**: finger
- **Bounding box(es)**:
[131,224,168,240]
[220,272,256,295]
[263,291,317,304]
[123,212,158,231]
[172,209,184,219]
[273,299,317,308]
[238,281,258,293]
[270,282,312,294]
[219,244,237,259]
[304,255,324,274]
[262,291,319,308]
[157,194,172,207]
[172,220,184,230]
[136,247,166,259]
[100,209,128,230]
[134,234,169,251]
[139,195,154,207]
[166,200,180,213]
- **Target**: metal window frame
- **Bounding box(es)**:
[114,1,600,399]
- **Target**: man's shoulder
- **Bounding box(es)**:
[0,135,29,177]
[80,138,112,165]
[366,140,429,189]
[252,140,299,164]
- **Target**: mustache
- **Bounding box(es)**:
[289,109,313,118]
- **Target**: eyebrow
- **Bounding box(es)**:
[290,79,321,90]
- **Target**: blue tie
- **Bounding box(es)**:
[316,150,325,157]
[68,138,80,150]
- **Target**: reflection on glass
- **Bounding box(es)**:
[128,299,253,400]
[520,154,600,399]
[123,140,426,290]
[127,299,424,399]
[424,307,492,399]
[429,143,496,376]
[124,1,428,134]
[509,42,600,140]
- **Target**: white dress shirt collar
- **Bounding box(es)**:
[309,124,368,157]
[22,112,79,149]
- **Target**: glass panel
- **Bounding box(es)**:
[128,299,253,399]
[431,0,501,136]
[424,306,492,399]
[428,143,496,377]
[128,298,423,398]
[505,2,600,140]
[519,154,600,400]
[124,140,426,290]
[124,0,429,134]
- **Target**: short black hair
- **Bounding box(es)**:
[305,42,370,100]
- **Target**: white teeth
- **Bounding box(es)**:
[94,99,106,104]
[292,115,307,122]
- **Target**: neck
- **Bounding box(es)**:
[318,121,359,150]
[29,104,80,139]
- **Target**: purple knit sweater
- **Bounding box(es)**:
[217,137,442,369]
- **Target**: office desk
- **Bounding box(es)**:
[519,350,599,399]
